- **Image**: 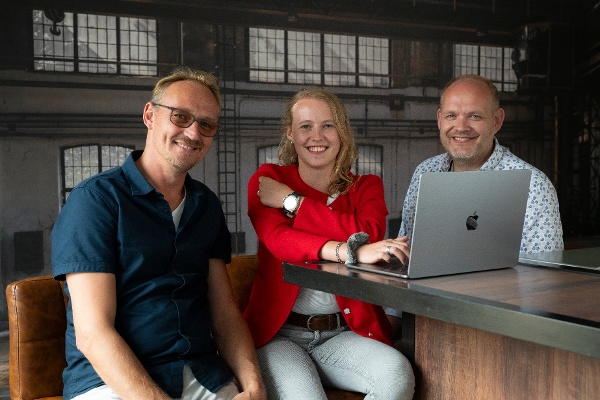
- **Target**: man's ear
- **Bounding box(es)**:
[142,102,154,130]
[493,107,506,134]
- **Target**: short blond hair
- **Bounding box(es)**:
[151,66,222,110]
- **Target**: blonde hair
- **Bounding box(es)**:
[278,87,357,195]
[151,66,222,110]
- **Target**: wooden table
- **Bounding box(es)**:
[283,259,600,399]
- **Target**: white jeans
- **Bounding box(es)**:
[72,365,239,400]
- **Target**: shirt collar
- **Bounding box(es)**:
[480,138,505,170]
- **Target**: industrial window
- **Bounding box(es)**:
[257,145,280,167]
[359,37,389,87]
[324,34,356,86]
[249,27,389,88]
[288,31,321,84]
[32,10,157,75]
[454,44,517,92]
[61,144,134,204]
[353,145,383,177]
[249,28,285,83]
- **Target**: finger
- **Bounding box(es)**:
[392,245,410,263]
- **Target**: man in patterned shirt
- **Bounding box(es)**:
[399,74,564,254]
[387,74,564,335]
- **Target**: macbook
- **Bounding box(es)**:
[346,170,532,279]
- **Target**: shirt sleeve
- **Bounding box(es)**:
[52,185,118,280]
[520,170,564,254]
[399,164,428,241]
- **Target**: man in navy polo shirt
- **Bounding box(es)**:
[52,67,265,400]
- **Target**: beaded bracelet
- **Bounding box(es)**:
[334,241,344,263]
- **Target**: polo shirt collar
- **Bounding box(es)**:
[123,150,155,195]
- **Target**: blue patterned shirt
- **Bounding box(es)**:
[399,139,564,254]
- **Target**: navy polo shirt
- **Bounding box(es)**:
[52,150,233,399]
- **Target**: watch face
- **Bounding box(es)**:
[283,194,299,212]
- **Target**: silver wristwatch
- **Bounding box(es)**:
[282,191,302,216]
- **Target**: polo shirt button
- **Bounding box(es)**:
[368,332,373,337]
[343,308,350,314]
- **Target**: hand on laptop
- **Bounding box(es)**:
[356,236,410,265]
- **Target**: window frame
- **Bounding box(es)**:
[353,144,383,178]
[32,9,158,76]
[453,44,518,92]
[60,144,135,205]
[248,27,390,88]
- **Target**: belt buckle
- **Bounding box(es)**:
[306,313,340,331]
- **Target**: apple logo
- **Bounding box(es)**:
[466,212,479,231]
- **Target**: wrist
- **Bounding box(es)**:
[345,232,370,264]
[282,191,303,217]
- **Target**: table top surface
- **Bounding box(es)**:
[283,250,600,358]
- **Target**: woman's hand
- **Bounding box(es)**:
[257,176,293,209]
[355,236,410,265]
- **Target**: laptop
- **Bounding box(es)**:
[518,247,600,273]
[346,170,532,279]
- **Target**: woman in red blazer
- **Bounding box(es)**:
[245,87,415,399]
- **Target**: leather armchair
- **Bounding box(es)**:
[6,275,66,400]
[5,256,361,400]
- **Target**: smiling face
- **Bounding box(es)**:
[286,98,341,176]
[143,80,220,175]
[437,79,505,171]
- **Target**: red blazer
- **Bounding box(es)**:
[244,164,393,348]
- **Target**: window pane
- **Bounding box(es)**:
[248,27,389,88]
[454,44,517,92]
[78,13,118,74]
[249,28,285,82]
[62,145,134,204]
[101,145,132,170]
[288,31,321,84]
[354,145,383,177]
[324,34,356,86]
[359,36,389,88]
[257,145,279,166]
[120,17,158,76]
[33,10,157,76]
[63,145,100,191]
[32,10,75,71]
[454,44,479,76]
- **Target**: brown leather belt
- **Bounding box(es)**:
[286,311,347,331]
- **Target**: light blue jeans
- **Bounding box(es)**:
[256,324,415,400]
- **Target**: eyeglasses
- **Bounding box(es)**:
[152,103,220,137]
